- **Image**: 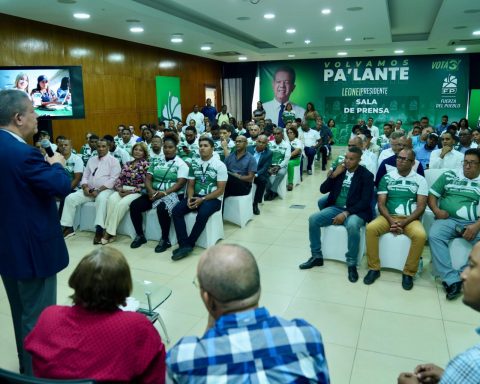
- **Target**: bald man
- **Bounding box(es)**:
[166,244,330,383]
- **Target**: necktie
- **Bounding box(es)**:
[278,104,285,128]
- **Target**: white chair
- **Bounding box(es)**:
[378,233,411,271]
[269,173,287,199]
[223,189,254,228]
[144,209,178,245]
[117,214,137,239]
[321,225,365,265]
[424,168,449,188]
[184,205,224,249]
[78,202,97,232]
[431,238,472,277]
[302,153,315,173]
[292,164,301,186]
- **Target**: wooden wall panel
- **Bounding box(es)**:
[0,14,222,150]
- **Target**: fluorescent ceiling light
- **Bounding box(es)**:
[321,9,331,15]
[171,35,183,43]
[264,13,275,19]
[473,30,480,36]
[337,51,348,56]
[455,47,466,51]
[304,39,311,44]
[288,54,295,57]
[394,49,404,54]
[345,37,352,42]
[130,27,144,33]
[201,45,212,51]
[73,13,90,19]
[335,25,343,31]
[238,56,247,61]
[286,28,296,34]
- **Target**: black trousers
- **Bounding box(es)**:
[129,194,173,241]
[253,174,268,204]
[224,174,252,198]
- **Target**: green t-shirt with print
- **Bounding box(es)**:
[118,141,133,155]
[430,170,480,221]
[148,157,189,194]
[177,138,200,165]
[269,141,288,166]
[282,110,296,124]
[334,171,354,208]
[189,156,228,196]
[378,170,428,216]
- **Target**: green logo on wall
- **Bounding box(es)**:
[156,76,182,122]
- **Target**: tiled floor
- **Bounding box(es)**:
[1,154,479,384]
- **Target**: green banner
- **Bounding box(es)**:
[468,89,480,130]
[156,76,182,122]
[260,55,469,144]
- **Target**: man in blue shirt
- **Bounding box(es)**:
[167,244,330,383]
[200,98,217,124]
[415,132,439,169]
[398,242,480,384]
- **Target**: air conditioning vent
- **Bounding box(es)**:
[212,51,242,57]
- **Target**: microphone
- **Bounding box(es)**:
[40,139,55,157]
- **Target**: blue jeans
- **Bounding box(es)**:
[309,206,365,266]
[429,218,480,285]
[304,146,316,171]
[172,197,221,247]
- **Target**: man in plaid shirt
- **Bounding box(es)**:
[166,244,330,383]
[398,242,480,384]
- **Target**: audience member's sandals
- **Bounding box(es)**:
[287,184,293,191]
[101,233,116,245]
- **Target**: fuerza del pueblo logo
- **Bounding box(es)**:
[442,75,457,95]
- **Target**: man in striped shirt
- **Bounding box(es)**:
[167,244,330,383]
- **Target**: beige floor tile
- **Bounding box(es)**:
[258,244,309,269]
[358,309,450,365]
[438,292,480,325]
[260,265,307,296]
[227,225,282,244]
[365,280,442,319]
[295,273,369,308]
[284,298,364,348]
[153,308,203,348]
[323,342,355,384]
[444,320,480,359]
[259,291,294,317]
[160,276,208,317]
[350,349,424,384]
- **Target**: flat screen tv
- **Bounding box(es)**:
[0,65,85,120]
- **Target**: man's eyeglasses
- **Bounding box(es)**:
[396,156,413,162]
[462,160,479,167]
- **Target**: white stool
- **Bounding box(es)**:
[185,210,224,249]
[378,233,411,271]
[269,174,287,199]
[144,209,178,245]
[223,190,253,228]
[321,225,365,265]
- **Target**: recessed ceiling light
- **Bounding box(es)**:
[394,49,404,54]
[288,54,295,58]
[286,28,296,34]
[337,51,348,56]
[345,37,352,42]
[264,13,275,19]
[170,34,183,43]
[130,27,144,33]
[159,61,175,69]
[304,39,311,44]
[455,47,467,51]
[201,45,212,51]
[73,13,90,19]
[473,30,480,36]
[321,9,331,15]
[238,56,247,61]
[335,25,343,31]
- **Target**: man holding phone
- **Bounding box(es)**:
[428,148,480,300]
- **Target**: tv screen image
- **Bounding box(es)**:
[0,66,85,120]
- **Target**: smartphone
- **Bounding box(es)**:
[455,225,466,237]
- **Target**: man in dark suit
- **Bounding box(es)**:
[248,135,272,215]
[299,147,374,283]
[0,89,71,374]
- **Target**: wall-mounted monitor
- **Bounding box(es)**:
[0,65,85,120]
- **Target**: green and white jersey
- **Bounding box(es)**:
[79,144,93,166]
[378,169,428,216]
[334,171,354,208]
[117,141,133,155]
[92,147,131,168]
[148,156,189,195]
[268,140,291,167]
[282,110,296,124]
[213,139,234,162]
[189,156,228,198]
[64,153,84,187]
[177,138,200,165]
[330,152,376,176]
[247,137,258,148]
[430,169,480,221]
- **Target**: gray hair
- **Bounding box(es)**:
[390,131,406,141]
[0,90,31,126]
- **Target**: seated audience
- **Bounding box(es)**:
[363,129,380,158]
[415,132,439,169]
[25,247,166,383]
[102,142,149,244]
[247,124,260,147]
[377,123,393,149]
[177,126,199,165]
[102,134,131,167]
[472,128,480,145]
[114,124,125,145]
[300,122,320,175]
[330,136,377,176]
[58,139,84,217]
[366,116,380,141]
[377,131,405,167]
[223,135,257,198]
[317,117,334,170]
[79,134,98,166]
[201,98,217,124]
[129,136,188,252]
[265,127,291,201]
[299,147,374,283]
[60,139,121,244]
[172,137,227,260]
[248,135,272,215]
[139,125,154,147]
[398,242,480,384]
[429,131,463,169]
[186,104,205,133]
[428,149,480,300]
[117,126,135,155]
[412,126,434,151]
[435,114,449,135]
[149,135,163,162]
[166,244,330,383]
[364,149,428,290]
[286,127,303,191]
[455,127,478,153]
[218,124,235,160]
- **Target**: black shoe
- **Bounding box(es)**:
[446,281,462,300]
[402,274,414,290]
[171,246,193,261]
[130,235,147,249]
[264,192,274,201]
[348,266,359,283]
[299,256,324,270]
[253,204,260,215]
[155,239,171,253]
[363,270,380,285]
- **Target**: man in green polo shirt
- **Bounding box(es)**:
[428,148,480,300]
[364,149,428,290]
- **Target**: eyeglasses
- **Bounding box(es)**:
[462,160,479,167]
[396,156,413,162]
